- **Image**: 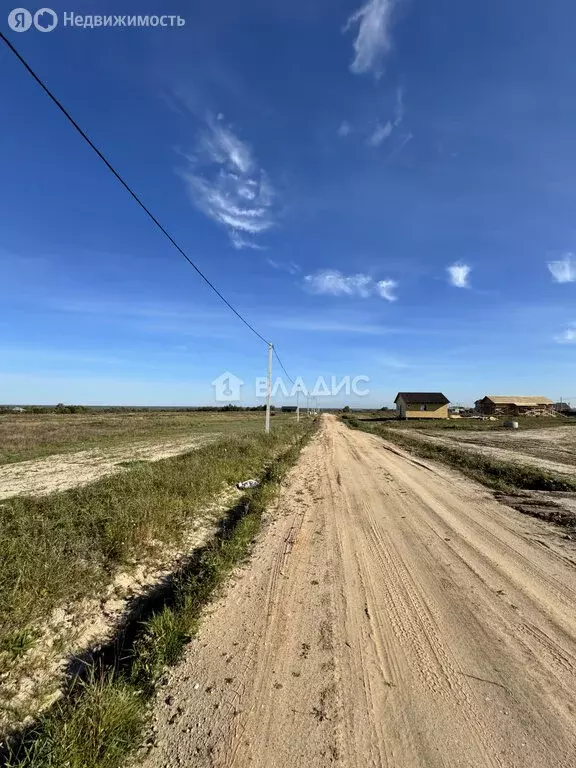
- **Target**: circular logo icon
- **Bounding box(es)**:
[8,7,32,31]
[33,7,57,31]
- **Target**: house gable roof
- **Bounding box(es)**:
[480,395,553,406]
[394,392,450,405]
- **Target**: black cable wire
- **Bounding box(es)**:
[0,31,271,346]
[273,347,295,386]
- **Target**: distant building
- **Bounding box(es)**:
[553,401,571,413]
[475,395,554,416]
[11,407,25,413]
[281,406,297,413]
[394,392,450,420]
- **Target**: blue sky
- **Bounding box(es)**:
[2,0,576,407]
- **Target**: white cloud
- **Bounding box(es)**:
[200,118,253,174]
[267,258,300,275]
[366,88,405,148]
[304,270,397,301]
[178,114,275,249]
[230,232,266,250]
[338,121,352,137]
[367,120,393,147]
[447,263,471,288]
[305,271,372,297]
[388,130,413,159]
[393,86,404,126]
[344,0,397,78]
[555,325,576,344]
[547,254,576,283]
[376,279,397,301]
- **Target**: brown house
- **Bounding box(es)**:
[474,395,554,416]
[394,392,450,420]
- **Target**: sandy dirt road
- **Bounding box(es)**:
[0,436,216,499]
[142,416,576,768]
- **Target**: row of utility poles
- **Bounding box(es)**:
[264,342,319,433]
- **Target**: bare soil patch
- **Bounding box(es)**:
[427,425,576,471]
[0,436,215,499]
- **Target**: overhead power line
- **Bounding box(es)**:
[273,348,295,386]
[0,31,271,345]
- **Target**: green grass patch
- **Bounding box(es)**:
[0,420,309,671]
[6,675,145,768]
[3,420,316,768]
[345,418,576,493]
[0,631,39,665]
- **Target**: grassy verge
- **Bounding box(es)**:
[343,416,576,493]
[349,413,576,432]
[2,420,317,767]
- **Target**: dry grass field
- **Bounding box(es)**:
[0,411,295,499]
[0,411,281,465]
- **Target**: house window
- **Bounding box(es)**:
[420,404,427,411]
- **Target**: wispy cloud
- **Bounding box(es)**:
[50,298,234,338]
[547,254,576,283]
[344,0,397,78]
[447,263,471,288]
[303,270,398,301]
[271,317,403,335]
[367,121,393,147]
[393,86,404,126]
[375,279,397,301]
[266,258,300,275]
[338,121,352,137]
[305,271,373,297]
[387,130,413,159]
[555,324,576,344]
[377,354,412,369]
[0,347,125,367]
[52,298,221,322]
[178,113,275,249]
[366,88,405,148]
[230,232,267,250]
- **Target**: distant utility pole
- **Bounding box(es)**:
[265,342,273,433]
[296,390,300,422]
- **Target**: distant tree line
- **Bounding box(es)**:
[0,404,279,414]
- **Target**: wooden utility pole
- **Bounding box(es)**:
[265,342,273,433]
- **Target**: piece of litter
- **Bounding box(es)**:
[237,479,260,489]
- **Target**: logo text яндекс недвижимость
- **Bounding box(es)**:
[7,8,185,31]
